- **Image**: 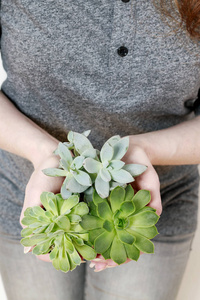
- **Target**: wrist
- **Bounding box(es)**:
[28,134,59,169]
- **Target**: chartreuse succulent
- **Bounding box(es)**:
[20,192,96,272]
[80,184,159,264]
[43,130,147,199]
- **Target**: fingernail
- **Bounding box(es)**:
[24,246,32,254]
[92,258,103,262]
[106,265,114,269]
[89,262,95,268]
[81,260,86,264]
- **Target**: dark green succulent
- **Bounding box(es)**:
[80,184,159,264]
[21,192,96,272]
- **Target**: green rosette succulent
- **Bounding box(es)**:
[20,192,96,272]
[80,184,159,264]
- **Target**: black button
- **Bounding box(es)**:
[117,46,128,57]
[122,0,130,2]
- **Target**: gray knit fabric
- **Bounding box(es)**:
[0,0,200,238]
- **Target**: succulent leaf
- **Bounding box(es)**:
[95,172,110,198]
[83,157,101,173]
[122,164,148,177]
[110,169,134,184]
[110,236,127,265]
[132,190,151,212]
[100,142,114,162]
[72,170,92,187]
[94,230,115,253]
[110,186,125,213]
[112,136,129,160]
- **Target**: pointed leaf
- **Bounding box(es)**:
[125,244,140,261]
[128,211,159,228]
[70,156,84,170]
[73,132,93,154]
[80,215,103,230]
[71,202,89,216]
[117,229,135,245]
[106,135,121,146]
[66,176,89,193]
[97,202,112,220]
[110,169,134,184]
[112,136,129,160]
[57,142,73,165]
[21,227,34,237]
[132,231,155,253]
[100,142,114,162]
[125,184,134,201]
[42,168,67,177]
[94,230,115,253]
[109,160,125,170]
[103,220,114,232]
[56,216,70,231]
[74,244,96,260]
[122,164,147,177]
[119,201,135,218]
[93,190,105,205]
[60,195,79,214]
[132,190,151,212]
[88,228,105,244]
[95,172,110,198]
[72,170,92,186]
[83,158,101,173]
[110,186,125,213]
[110,236,127,264]
[99,168,111,182]
[128,226,158,239]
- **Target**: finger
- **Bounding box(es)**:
[36,253,51,262]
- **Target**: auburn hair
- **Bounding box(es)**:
[153,0,200,40]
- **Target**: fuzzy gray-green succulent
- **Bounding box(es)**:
[43,131,147,199]
[21,192,96,272]
[80,184,159,264]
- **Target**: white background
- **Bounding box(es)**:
[0,58,199,300]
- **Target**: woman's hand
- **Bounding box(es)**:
[89,136,162,272]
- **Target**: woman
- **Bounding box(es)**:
[0,1,200,299]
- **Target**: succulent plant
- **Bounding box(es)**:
[83,135,147,198]
[43,131,147,199]
[80,184,159,265]
[21,192,96,272]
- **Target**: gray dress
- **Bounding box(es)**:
[0,0,200,239]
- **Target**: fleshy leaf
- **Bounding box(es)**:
[132,190,151,212]
[80,215,104,230]
[57,142,73,165]
[89,228,105,244]
[100,142,114,162]
[66,176,89,193]
[42,168,67,177]
[81,148,97,159]
[112,136,129,160]
[70,156,84,170]
[130,231,155,254]
[128,226,158,239]
[122,164,147,177]
[97,202,113,220]
[72,170,92,187]
[95,172,110,198]
[110,186,125,213]
[83,158,101,173]
[119,201,135,218]
[125,184,134,201]
[125,244,140,261]
[109,160,125,170]
[106,135,121,146]
[99,168,111,182]
[55,216,70,231]
[60,195,79,214]
[103,220,114,232]
[71,202,89,216]
[110,169,134,184]
[128,211,159,228]
[74,243,96,260]
[110,236,127,264]
[94,230,115,253]
[117,229,135,245]
[73,132,94,154]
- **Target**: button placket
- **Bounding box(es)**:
[107,1,136,81]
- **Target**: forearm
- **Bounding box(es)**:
[0,91,59,168]
[130,116,200,165]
